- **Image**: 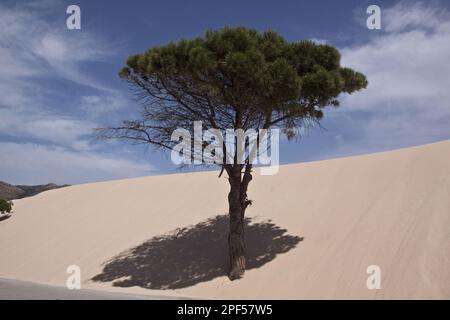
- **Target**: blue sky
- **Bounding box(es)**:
[1,0,450,184]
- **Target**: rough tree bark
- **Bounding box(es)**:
[228,163,253,280]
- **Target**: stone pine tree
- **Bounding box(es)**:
[98,27,367,280]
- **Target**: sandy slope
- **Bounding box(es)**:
[0,140,449,299]
[0,278,187,300]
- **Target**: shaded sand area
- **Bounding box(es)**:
[1,140,449,299]
[0,278,187,300]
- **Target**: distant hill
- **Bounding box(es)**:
[0,181,70,200]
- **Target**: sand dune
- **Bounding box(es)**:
[1,140,449,299]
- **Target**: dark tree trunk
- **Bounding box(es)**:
[228,173,245,280]
[227,164,253,280]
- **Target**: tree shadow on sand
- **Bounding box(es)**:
[0,214,11,222]
[92,215,303,289]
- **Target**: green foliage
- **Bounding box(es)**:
[0,199,13,214]
[115,26,367,141]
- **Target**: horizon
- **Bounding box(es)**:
[2,137,449,187]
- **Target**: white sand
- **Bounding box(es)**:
[0,140,449,299]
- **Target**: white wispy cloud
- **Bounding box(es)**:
[0,2,101,150]
[32,31,113,90]
[0,110,96,151]
[0,2,153,184]
[0,2,112,90]
[309,38,327,45]
[335,1,450,152]
[80,94,128,118]
[0,142,154,185]
[383,1,448,32]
